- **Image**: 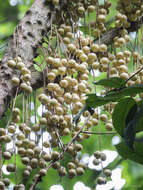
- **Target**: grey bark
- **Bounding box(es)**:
[0,0,55,119]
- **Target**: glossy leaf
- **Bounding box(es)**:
[94,77,126,88]
[124,104,143,150]
[86,85,143,108]
[112,98,137,137]
[106,85,143,97]
[124,122,136,151]
[116,141,143,165]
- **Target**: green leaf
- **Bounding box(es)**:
[106,85,143,97]
[123,103,143,150]
[124,122,136,151]
[86,94,112,107]
[116,141,143,165]
[112,98,137,137]
[94,77,126,88]
[86,85,143,108]
[125,104,138,126]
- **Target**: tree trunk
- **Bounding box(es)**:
[0,0,55,119]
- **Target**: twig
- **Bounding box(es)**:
[30,115,90,190]
[55,129,64,151]
[125,66,143,83]
[0,144,2,178]
[81,131,117,135]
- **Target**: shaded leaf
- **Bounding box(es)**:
[94,77,126,88]
[124,104,143,149]
[116,141,143,165]
[124,122,136,151]
[86,85,143,108]
[124,103,143,150]
[125,104,137,126]
[112,98,137,137]
[106,85,143,97]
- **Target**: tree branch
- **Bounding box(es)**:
[95,16,143,44]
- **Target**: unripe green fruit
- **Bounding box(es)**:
[76,167,84,176]
[74,143,83,152]
[26,148,34,157]
[8,60,16,68]
[94,151,101,159]
[20,83,32,93]
[99,44,107,52]
[22,157,30,165]
[58,28,64,35]
[23,126,31,134]
[15,140,22,147]
[105,123,113,131]
[0,136,6,143]
[93,158,100,165]
[32,124,40,132]
[17,61,25,70]
[39,169,47,176]
[0,128,6,136]
[100,114,108,122]
[7,164,16,172]
[42,153,51,162]
[52,0,59,5]
[97,176,107,185]
[21,67,31,75]
[58,167,67,177]
[78,6,85,14]
[67,162,76,169]
[8,125,16,133]
[34,146,41,154]
[17,184,25,190]
[88,53,97,61]
[68,169,77,178]
[52,161,60,169]
[31,158,38,168]
[43,141,50,148]
[12,108,20,115]
[12,77,20,86]
[51,151,59,161]
[18,147,26,156]
[79,54,88,62]
[2,178,10,186]
[26,166,32,172]
[17,133,25,140]
[63,37,70,44]
[97,14,106,23]
[39,159,47,169]
[63,128,70,136]
[67,43,76,52]
[3,151,12,160]
[100,152,106,161]
[14,56,22,62]
[0,181,5,189]
[23,170,30,177]
[23,74,31,82]
[39,117,47,125]
[88,5,95,13]
[104,169,112,177]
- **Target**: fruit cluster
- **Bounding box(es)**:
[1,0,143,189]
